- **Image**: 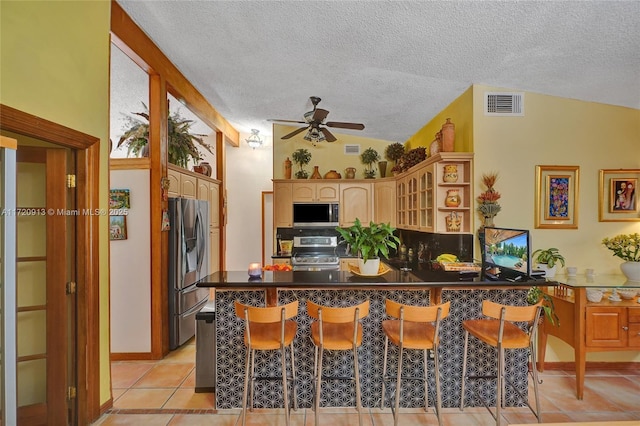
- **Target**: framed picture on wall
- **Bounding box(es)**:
[109,189,130,209]
[535,165,580,229]
[109,215,127,240]
[599,169,640,222]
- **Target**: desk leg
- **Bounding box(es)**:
[574,287,586,400]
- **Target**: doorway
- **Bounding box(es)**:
[1,104,101,424]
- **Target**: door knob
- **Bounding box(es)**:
[622,326,629,331]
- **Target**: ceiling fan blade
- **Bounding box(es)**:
[320,127,337,142]
[325,121,365,130]
[312,108,329,122]
[267,118,307,124]
[281,126,308,139]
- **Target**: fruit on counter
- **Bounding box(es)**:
[263,264,292,271]
[436,253,458,263]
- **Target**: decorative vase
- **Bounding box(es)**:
[284,157,292,179]
[620,261,640,282]
[358,257,380,276]
[441,118,455,152]
[444,189,461,207]
[345,167,356,179]
[443,164,458,182]
[310,165,322,179]
[378,161,387,178]
[483,215,495,227]
[199,162,212,177]
[445,211,462,232]
[323,170,341,179]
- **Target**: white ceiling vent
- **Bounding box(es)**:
[344,144,360,155]
[484,92,524,116]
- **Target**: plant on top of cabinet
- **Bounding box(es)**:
[385,142,405,164]
[360,147,381,178]
[117,102,214,168]
[393,146,427,173]
[292,148,312,179]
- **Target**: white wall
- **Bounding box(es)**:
[225,132,274,270]
[109,169,151,353]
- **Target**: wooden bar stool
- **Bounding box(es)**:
[380,299,450,426]
[235,300,299,426]
[307,300,369,426]
[460,300,543,426]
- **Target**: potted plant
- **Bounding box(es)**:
[385,142,405,165]
[117,102,214,169]
[532,247,566,278]
[336,218,400,275]
[292,148,312,179]
[526,286,559,326]
[360,147,380,178]
[602,232,640,281]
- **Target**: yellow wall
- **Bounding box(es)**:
[1,0,112,404]
[405,86,474,152]
[272,124,395,179]
[471,84,640,362]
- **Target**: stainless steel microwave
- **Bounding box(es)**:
[293,203,339,228]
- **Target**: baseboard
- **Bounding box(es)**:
[110,352,154,361]
[100,398,113,416]
[540,361,640,371]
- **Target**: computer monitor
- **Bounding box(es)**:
[481,226,531,281]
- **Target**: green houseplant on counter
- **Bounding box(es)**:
[532,247,565,278]
[336,218,400,275]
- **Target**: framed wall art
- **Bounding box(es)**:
[535,165,579,229]
[109,215,128,240]
[599,169,640,222]
[109,188,130,209]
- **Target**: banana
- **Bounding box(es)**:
[436,253,458,263]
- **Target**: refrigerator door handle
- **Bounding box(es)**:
[195,206,205,274]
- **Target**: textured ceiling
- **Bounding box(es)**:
[116,0,640,143]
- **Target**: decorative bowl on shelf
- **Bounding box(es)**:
[586,289,603,303]
[617,288,637,300]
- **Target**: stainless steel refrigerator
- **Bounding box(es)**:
[168,197,210,350]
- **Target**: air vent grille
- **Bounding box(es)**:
[485,92,524,116]
[344,144,360,155]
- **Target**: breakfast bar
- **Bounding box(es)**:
[199,268,546,410]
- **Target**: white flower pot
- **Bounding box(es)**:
[358,257,380,276]
[620,261,640,282]
[537,263,557,278]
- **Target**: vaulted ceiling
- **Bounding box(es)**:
[116,0,640,143]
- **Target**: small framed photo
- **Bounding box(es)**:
[109,215,127,240]
[599,169,640,221]
[109,189,130,209]
[535,165,580,229]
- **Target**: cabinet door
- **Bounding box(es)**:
[209,228,220,273]
[585,307,628,348]
[340,183,372,226]
[374,181,396,226]
[197,178,210,201]
[417,164,434,231]
[406,172,419,229]
[167,169,181,198]
[274,182,293,227]
[396,178,407,228]
[180,174,197,199]
[316,183,339,201]
[292,182,316,202]
[209,182,220,228]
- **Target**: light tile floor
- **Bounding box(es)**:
[95,340,640,425]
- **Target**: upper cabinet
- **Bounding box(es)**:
[339,183,373,226]
[274,182,293,227]
[373,180,396,226]
[292,182,339,202]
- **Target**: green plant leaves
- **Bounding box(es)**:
[336,218,400,263]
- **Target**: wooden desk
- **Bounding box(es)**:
[537,275,640,400]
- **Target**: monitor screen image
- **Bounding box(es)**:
[482,226,531,280]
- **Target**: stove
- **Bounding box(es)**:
[291,236,340,271]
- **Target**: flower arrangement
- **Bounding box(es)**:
[602,233,640,262]
[477,172,501,225]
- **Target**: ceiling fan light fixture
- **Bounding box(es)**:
[246,129,263,149]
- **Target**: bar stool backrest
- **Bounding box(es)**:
[385,299,451,323]
[481,300,542,345]
[235,300,299,347]
[307,300,369,347]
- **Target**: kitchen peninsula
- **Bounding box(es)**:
[199,268,548,410]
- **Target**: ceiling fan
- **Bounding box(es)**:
[268,96,365,143]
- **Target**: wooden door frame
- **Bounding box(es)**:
[0,104,101,424]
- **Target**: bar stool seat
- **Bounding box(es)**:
[380,299,450,426]
[307,299,369,426]
[235,300,299,426]
[460,299,543,426]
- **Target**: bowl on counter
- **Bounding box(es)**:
[617,288,637,300]
[586,289,603,303]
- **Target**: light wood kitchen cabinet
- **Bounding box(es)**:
[210,228,220,273]
[274,182,293,227]
[208,182,220,228]
[417,164,434,231]
[373,180,396,226]
[292,182,339,202]
[167,168,181,198]
[406,171,419,230]
[396,176,407,228]
[339,183,372,226]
